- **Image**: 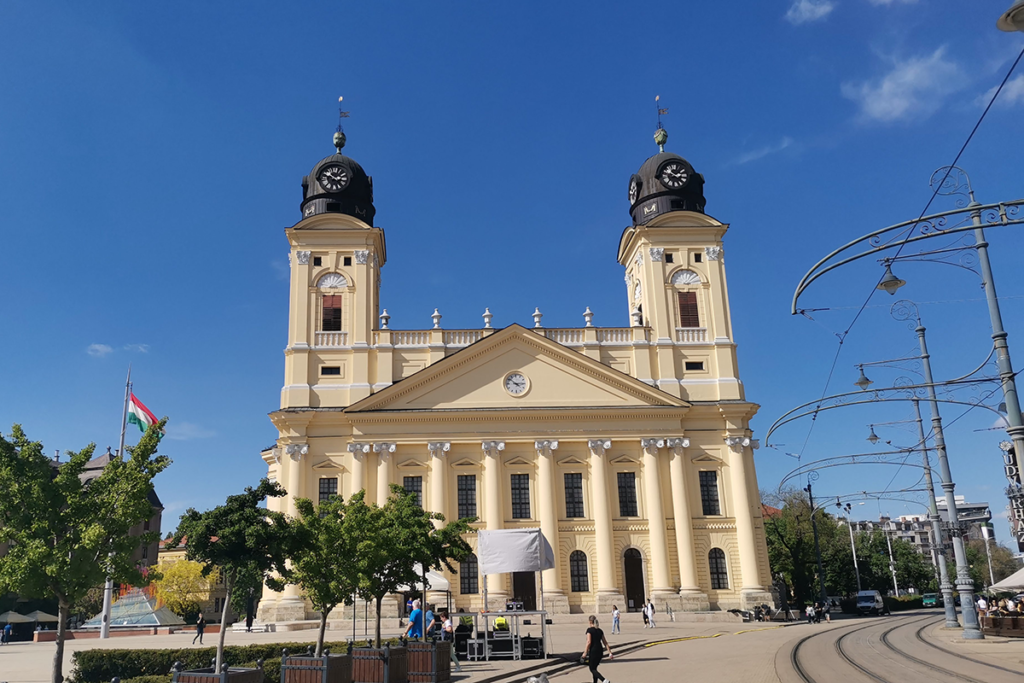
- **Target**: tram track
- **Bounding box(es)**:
[909,617,1024,675]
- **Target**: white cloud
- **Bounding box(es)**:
[86,343,113,357]
[732,137,795,165]
[124,343,150,353]
[975,74,1024,108]
[786,0,836,25]
[165,421,217,441]
[841,46,965,122]
[271,259,289,281]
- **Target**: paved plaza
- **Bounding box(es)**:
[2,611,1022,683]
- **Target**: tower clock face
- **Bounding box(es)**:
[658,162,689,189]
[628,176,641,204]
[318,165,350,192]
[503,372,528,396]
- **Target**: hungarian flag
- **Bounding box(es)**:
[127,393,162,435]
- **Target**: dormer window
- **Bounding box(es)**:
[322,295,342,331]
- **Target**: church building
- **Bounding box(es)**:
[257,122,774,622]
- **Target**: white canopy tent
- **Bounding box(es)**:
[990,565,1024,591]
[396,563,451,592]
[0,611,32,624]
[25,610,59,623]
[477,528,555,610]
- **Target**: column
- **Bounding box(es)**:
[589,439,625,611]
[640,439,673,595]
[535,440,568,613]
[277,443,308,618]
[725,436,770,607]
[667,438,708,610]
[347,442,371,498]
[375,442,396,504]
[258,447,286,619]
[428,442,451,521]
[482,441,507,607]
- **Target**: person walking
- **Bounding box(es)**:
[582,616,613,683]
[2,622,11,644]
[824,599,831,624]
[404,599,424,639]
[646,599,657,628]
[641,602,649,628]
[611,605,620,634]
[439,611,462,672]
[193,613,205,645]
[805,604,814,625]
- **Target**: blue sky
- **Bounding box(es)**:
[2,1,1023,543]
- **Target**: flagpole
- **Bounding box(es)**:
[100,364,131,640]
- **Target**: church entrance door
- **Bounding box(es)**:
[511,572,537,611]
[624,548,645,612]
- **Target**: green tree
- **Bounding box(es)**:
[288,495,358,656]
[0,423,169,683]
[857,530,935,594]
[170,480,291,672]
[228,560,265,624]
[152,559,219,622]
[345,485,472,647]
[966,538,1023,590]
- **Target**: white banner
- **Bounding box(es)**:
[477,528,555,575]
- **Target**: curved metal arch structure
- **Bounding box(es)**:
[791,198,1024,314]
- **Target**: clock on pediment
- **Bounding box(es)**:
[503,371,529,397]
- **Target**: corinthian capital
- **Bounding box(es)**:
[428,442,451,458]
[641,438,665,454]
[285,443,308,461]
[481,441,505,457]
[534,440,559,455]
[588,439,612,456]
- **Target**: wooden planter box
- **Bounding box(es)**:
[172,667,265,683]
[982,615,1024,637]
[282,652,352,683]
[407,641,451,683]
[351,645,407,683]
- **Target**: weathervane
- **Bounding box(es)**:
[334,95,350,153]
[654,95,668,152]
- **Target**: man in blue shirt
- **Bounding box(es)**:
[424,604,436,638]
[404,599,424,639]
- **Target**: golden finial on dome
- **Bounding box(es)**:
[654,95,669,152]
[334,96,350,153]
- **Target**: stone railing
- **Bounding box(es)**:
[443,329,484,346]
[676,327,708,343]
[392,331,431,346]
[543,328,585,345]
[596,327,633,343]
[314,331,349,347]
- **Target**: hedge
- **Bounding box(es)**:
[71,639,396,683]
[885,595,923,611]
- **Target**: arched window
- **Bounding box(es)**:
[460,553,479,594]
[708,548,729,590]
[670,270,702,329]
[569,551,590,592]
[321,295,342,331]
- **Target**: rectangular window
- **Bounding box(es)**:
[665,253,674,264]
[321,366,341,376]
[141,545,148,559]
[344,256,352,266]
[510,473,531,519]
[564,473,585,518]
[403,476,423,508]
[678,291,700,328]
[699,471,721,516]
[313,256,322,266]
[460,555,479,594]
[322,295,342,331]
[685,361,704,371]
[457,475,477,519]
[694,252,702,263]
[319,477,338,503]
[617,472,638,517]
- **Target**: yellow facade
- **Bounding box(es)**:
[257,138,774,622]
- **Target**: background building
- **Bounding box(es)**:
[257,124,775,622]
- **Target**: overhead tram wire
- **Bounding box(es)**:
[792,45,1024,461]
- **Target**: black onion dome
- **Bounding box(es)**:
[300,153,375,225]
[628,150,705,225]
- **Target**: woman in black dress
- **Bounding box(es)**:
[583,615,613,683]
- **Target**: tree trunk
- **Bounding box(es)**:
[375,594,383,648]
[215,573,233,672]
[316,608,329,657]
[52,596,70,683]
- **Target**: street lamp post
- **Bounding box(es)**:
[911,398,960,628]
[893,300,984,638]
[883,521,900,596]
[836,502,862,592]
[805,472,829,604]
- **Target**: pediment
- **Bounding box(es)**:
[557,456,588,466]
[346,325,688,413]
[396,459,428,470]
[503,456,533,467]
[691,453,723,464]
[609,455,639,465]
[312,458,346,472]
[450,458,480,468]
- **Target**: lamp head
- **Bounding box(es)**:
[998,0,1024,32]
[855,366,874,391]
[867,426,880,445]
[877,264,906,296]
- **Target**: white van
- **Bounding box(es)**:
[856,590,889,615]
